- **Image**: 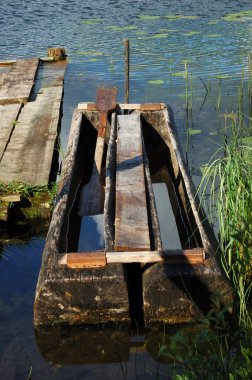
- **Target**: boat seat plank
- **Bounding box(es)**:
[0,58,39,105]
[59,248,205,268]
[115,114,150,251]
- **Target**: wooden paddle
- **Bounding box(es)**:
[78,87,117,216]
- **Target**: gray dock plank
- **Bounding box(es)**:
[0,103,22,160]
[0,60,66,186]
[0,58,39,105]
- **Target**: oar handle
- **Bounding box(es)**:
[98,111,108,138]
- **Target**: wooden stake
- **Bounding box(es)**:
[124,40,129,104]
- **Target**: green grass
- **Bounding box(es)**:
[199,120,252,325]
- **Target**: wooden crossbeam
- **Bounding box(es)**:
[115,114,150,251]
[59,248,205,269]
[78,102,165,111]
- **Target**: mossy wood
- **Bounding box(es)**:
[34,104,231,327]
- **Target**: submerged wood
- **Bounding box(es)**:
[34,104,232,327]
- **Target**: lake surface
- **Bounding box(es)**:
[0,1,252,378]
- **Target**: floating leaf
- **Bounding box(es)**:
[76,51,103,56]
[209,132,218,136]
[148,79,164,85]
[159,28,178,32]
[215,74,230,80]
[183,31,201,36]
[106,25,137,31]
[208,20,219,25]
[139,15,161,20]
[222,11,252,22]
[172,71,186,77]
[165,15,199,20]
[80,19,103,25]
[188,128,202,135]
[152,33,168,38]
[205,34,222,38]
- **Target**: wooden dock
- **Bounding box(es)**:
[0,48,67,186]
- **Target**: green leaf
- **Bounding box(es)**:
[188,128,202,135]
[148,79,164,85]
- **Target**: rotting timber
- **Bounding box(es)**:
[34,103,232,328]
[0,48,67,229]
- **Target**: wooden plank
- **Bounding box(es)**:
[0,61,66,185]
[0,87,62,185]
[59,248,205,268]
[0,58,39,105]
[78,103,165,111]
[115,114,150,251]
[0,194,21,202]
[0,103,22,160]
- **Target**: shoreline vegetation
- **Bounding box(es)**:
[159,58,252,379]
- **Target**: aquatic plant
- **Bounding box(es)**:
[139,15,161,20]
[148,79,164,85]
[106,25,137,31]
[80,18,103,25]
[167,294,252,380]
[222,11,252,22]
[199,115,252,325]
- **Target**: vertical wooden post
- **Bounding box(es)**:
[124,40,130,104]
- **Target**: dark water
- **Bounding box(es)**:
[0,1,252,378]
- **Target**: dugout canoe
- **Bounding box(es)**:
[34,103,231,327]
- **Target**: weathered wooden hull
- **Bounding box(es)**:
[34,104,231,327]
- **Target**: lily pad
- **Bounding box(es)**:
[80,19,103,25]
[222,11,252,22]
[165,15,199,20]
[159,28,178,32]
[148,80,164,85]
[188,128,202,136]
[139,15,161,20]
[183,31,201,36]
[215,74,230,80]
[152,33,168,38]
[106,25,137,31]
[172,71,186,77]
[205,34,222,38]
[208,20,219,25]
[76,51,103,56]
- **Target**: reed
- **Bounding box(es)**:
[199,113,252,326]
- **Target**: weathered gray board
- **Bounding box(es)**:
[0,58,39,105]
[0,59,66,185]
[115,114,150,251]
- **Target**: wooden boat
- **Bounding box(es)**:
[34,102,231,327]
